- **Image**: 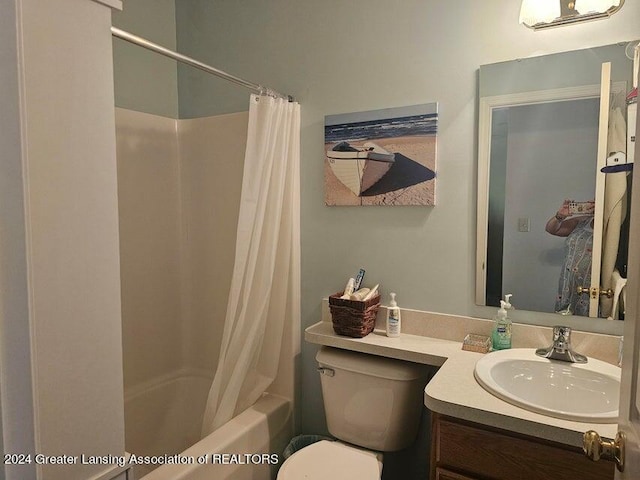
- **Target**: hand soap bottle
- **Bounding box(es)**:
[491,300,512,350]
[386,292,401,338]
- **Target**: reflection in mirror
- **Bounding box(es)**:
[477,43,636,320]
[487,99,599,312]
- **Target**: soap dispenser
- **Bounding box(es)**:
[491,300,512,350]
[386,292,401,338]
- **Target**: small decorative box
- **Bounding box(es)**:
[462,334,492,354]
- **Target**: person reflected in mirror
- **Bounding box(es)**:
[546,199,595,316]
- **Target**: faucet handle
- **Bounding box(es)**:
[553,326,572,343]
[552,326,573,354]
[537,326,587,363]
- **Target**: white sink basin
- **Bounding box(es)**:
[474,348,621,423]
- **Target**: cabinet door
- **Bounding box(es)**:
[435,467,479,480]
[433,416,613,480]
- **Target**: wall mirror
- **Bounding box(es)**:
[476,42,636,321]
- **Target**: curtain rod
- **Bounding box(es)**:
[111,27,293,101]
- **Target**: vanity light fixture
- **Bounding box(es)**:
[519,0,624,30]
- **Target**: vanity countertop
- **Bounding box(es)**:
[305,320,619,448]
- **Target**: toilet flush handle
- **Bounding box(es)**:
[317,367,335,377]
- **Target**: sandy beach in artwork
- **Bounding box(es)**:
[324,135,436,206]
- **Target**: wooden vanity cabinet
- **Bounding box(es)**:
[430,414,614,480]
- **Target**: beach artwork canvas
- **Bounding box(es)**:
[324,103,437,206]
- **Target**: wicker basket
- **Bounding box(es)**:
[328,292,381,338]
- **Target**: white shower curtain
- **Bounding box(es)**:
[201,94,300,436]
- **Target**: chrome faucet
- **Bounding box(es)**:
[535,326,587,363]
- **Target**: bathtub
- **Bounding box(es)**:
[124,370,293,480]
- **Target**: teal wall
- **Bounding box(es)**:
[112,0,178,118]
[172,1,639,435]
[480,43,632,98]
[112,0,640,436]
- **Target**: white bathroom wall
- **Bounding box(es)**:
[116,109,247,385]
[115,109,246,461]
[112,0,249,393]
[0,2,36,478]
[1,0,126,479]
[177,112,248,373]
[116,107,298,419]
[115,108,183,390]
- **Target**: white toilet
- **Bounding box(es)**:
[277,346,427,479]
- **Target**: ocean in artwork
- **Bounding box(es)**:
[324,113,438,143]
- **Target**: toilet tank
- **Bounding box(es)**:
[316,347,428,451]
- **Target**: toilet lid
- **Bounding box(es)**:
[277,440,382,480]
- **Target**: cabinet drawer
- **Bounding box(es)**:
[435,467,478,480]
[434,416,613,480]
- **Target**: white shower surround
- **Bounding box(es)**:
[124,370,292,480]
[115,107,297,478]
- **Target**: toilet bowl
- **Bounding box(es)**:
[277,440,382,480]
[278,347,426,479]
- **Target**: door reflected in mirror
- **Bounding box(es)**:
[476,43,636,319]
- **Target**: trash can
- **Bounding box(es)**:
[282,434,333,459]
